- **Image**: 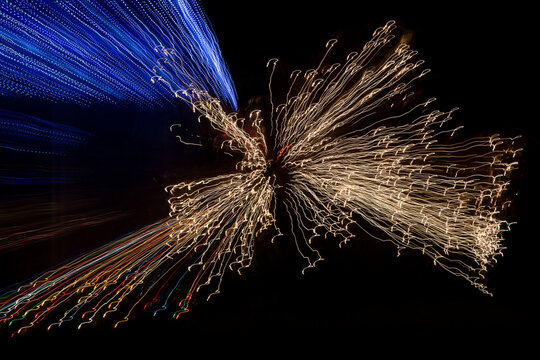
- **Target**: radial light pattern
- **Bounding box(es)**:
[0,20,520,334]
[0,0,237,109]
[269,23,520,288]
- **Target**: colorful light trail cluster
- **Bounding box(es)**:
[0,86,277,333]
[0,1,520,335]
[0,210,124,252]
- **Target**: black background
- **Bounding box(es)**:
[1,0,537,346]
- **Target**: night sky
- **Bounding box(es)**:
[1,0,537,345]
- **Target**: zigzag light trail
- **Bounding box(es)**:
[0,9,521,334]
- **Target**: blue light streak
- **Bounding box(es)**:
[0,109,91,156]
[0,0,237,110]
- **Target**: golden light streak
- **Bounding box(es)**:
[268,21,520,293]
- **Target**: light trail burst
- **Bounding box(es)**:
[0,20,520,334]
[0,0,237,109]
